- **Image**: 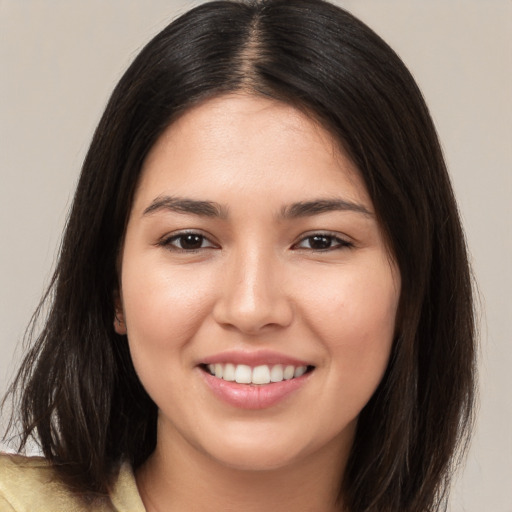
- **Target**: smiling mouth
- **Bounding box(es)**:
[201,363,315,385]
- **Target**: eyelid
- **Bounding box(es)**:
[157,229,219,251]
[291,231,354,251]
[156,229,352,252]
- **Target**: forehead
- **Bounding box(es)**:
[133,93,371,212]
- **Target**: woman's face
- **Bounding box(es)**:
[116,94,400,472]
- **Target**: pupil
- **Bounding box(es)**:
[181,234,202,249]
[310,235,331,249]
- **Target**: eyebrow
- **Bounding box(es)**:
[142,195,372,220]
[142,196,229,218]
[279,198,373,219]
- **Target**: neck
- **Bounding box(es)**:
[136,422,352,512]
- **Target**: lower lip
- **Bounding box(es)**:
[200,369,311,410]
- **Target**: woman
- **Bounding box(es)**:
[0,0,476,511]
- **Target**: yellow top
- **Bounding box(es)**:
[0,453,145,512]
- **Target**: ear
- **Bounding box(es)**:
[113,290,127,335]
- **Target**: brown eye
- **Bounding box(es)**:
[161,232,217,251]
[294,233,352,251]
[177,234,205,250]
[308,235,334,250]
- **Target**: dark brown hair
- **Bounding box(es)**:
[3,1,476,510]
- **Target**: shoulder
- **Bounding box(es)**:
[0,453,117,511]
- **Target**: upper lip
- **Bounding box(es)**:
[199,350,312,368]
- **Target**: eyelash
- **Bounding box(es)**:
[158,231,353,253]
[158,231,217,252]
[292,233,354,251]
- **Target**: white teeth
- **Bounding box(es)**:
[294,366,307,378]
[283,365,295,380]
[235,364,252,384]
[270,364,284,382]
[206,363,310,384]
[223,363,236,382]
[252,365,271,384]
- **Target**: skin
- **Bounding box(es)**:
[115,94,401,512]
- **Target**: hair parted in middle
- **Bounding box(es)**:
[8,1,475,511]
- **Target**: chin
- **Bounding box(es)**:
[208,444,304,472]
[197,422,352,473]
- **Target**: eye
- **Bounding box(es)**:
[293,233,353,251]
[160,232,217,252]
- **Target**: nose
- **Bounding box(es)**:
[212,248,294,335]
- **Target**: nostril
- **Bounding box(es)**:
[212,296,294,334]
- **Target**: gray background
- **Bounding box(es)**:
[1,1,511,510]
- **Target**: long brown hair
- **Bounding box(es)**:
[3,1,476,510]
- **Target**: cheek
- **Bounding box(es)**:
[119,258,218,383]
[120,265,217,411]
[122,260,210,333]
[301,259,399,378]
